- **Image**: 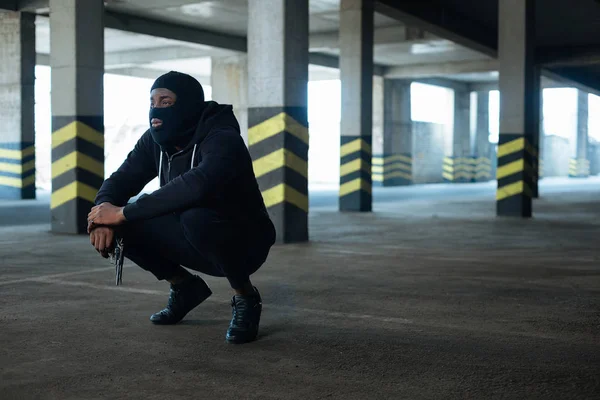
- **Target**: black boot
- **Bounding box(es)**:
[150,275,212,325]
[225,287,262,344]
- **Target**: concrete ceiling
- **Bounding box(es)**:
[6,0,600,91]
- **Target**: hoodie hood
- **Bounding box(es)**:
[176,101,240,153]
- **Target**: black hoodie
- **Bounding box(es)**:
[95,101,270,225]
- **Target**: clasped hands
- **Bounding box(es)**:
[87,203,126,258]
[87,202,127,233]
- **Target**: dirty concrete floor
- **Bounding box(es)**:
[1,179,599,399]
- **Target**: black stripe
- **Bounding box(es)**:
[380,160,411,168]
[383,177,412,186]
[256,167,307,196]
[340,169,371,185]
[341,150,371,166]
[248,106,308,128]
[0,141,34,150]
[497,195,532,217]
[248,131,308,161]
[341,135,372,146]
[52,137,104,163]
[266,202,308,244]
[498,150,533,166]
[0,168,35,179]
[383,165,412,174]
[339,191,372,212]
[51,168,104,192]
[0,186,35,200]
[52,115,104,133]
[51,198,94,234]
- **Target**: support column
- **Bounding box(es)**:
[569,90,589,178]
[0,12,36,199]
[50,0,105,233]
[496,0,539,217]
[373,79,412,186]
[247,0,309,243]
[211,55,248,146]
[443,89,472,183]
[339,0,374,211]
[473,91,492,182]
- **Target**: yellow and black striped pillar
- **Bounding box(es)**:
[496,134,534,217]
[442,157,473,182]
[249,108,308,243]
[0,142,35,199]
[340,136,372,211]
[0,12,36,199]
[473,157,492,182]
[51,117,104,233]
[372,153,412,186]
[569,158,590,178]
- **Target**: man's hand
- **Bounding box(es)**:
[87,202,126,231]
[89,226,115,258]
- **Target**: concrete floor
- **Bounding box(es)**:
[1,178,599,399]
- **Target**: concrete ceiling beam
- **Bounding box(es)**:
[383,59,498,79]
[374,0,498,58]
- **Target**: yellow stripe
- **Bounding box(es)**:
[261,183,308,213]
[251,149,307,179]
[384,171,411,180]
[0,174,35,188]
[248,113,309,146]
[0,159,35,174]
[443,157,455,165]
[496,180,531,201]
[0,145,35,160]
[475,171,491,178]
[340,138,371,157]
[375,154,411,164]
[454,172,472,179]
[372,174,384,182]
[52,121,104,149]
[496,159,526,180]
[442,172,454,180]
[340,159,370,177]
[51,151,104,180]
[50,181,98,209]
[443,165,454,173]
[339,178,371,197]
[498,137,525,158]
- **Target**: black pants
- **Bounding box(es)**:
[121,207,276,290]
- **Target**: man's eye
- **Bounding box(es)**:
[162,101,172,106]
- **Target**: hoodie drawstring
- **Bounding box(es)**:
[190,144,197,169]
[158,151,163,184]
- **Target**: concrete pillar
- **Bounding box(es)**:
[473,91,492,182]
[496,0,539,217]
[443,89,472,183]
[569,90,590,177]
[211,55,248,146]
[373,79,412,186]
[0,12,36,199]
[247,0,309,243]
[339,0,374,211]
[50,0,105,233]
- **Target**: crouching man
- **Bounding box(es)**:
[87,71,276,344]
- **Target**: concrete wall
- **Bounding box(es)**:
[412,121,447,184]
[542,135,570,177]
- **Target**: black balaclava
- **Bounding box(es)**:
[149,71,205,150]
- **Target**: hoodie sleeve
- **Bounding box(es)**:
[94,131,158,207]
[122,127,243,221]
